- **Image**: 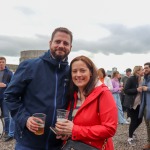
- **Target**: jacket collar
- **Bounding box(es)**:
[74,84,107,116]
[40,50,69,70]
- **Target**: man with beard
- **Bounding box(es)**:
[4,27,73,150]
[139,62,150,150]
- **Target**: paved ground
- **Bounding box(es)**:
[0,117,148,150]
[113,119,147,150]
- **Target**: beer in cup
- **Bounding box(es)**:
[56,109,69,122]
[32,113,46,135]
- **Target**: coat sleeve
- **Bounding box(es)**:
[147,82,150,92]
[4,61,32,130]
[124,77,138,94]
[111,79,120,93]
[105,77,113,91]
[72,90,118,141]
[3,70,13,87]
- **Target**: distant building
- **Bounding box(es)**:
[6,50,47,72]
[20,50,47,62]
[106,67,125,78]
[106,70,112,76]
[6,64,18,72]
[112,67,117,72]
[106,67,118,77]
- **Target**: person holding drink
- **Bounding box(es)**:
[55,56,118,150]
[139,62,150,150]
[124,66,144,146]
[4,27,73,150]
[32,113,46,135]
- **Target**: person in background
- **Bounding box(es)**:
[97,68,113,91]
[4,27,73,150]
[120,68,132,121]
[124,66,144,146]
[139,62,150,150]
[111,71,129,125]
[0,57,15,142]
[108,74,111,78]
[55,56,118,150]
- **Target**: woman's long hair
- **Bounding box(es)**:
[97,68,106,78]
[112,71,119,78]
[133,66,142,76]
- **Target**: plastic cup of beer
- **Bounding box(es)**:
[32,113,46,135]
[56,109,69,122]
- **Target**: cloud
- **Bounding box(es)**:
[0,35,49,56]
[14,6,35,15]
[1,24,150,57]
[73,24,150,54]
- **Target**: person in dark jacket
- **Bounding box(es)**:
[124,66,144,146]
[4,27,73,150]
[0,57,15,142]
[120,68,132,118]
[139,62,150,150]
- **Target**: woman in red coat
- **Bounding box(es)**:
[55,56,118,150]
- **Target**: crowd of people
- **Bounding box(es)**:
[0,27,150,150]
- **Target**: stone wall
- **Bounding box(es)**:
[6,64,18,72]
[6,50,47,72]
[20,50,47,62]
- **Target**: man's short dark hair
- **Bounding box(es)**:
[144,62,150,67]
[0,57,6,61]
[51,27,73,43]
[126,68,132,73]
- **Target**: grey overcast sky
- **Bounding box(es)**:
[0,0,150,72]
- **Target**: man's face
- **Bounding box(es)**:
[126,71,131,77]
[49,31,72,60]
[0,59,6,71]
[144,65,150,75]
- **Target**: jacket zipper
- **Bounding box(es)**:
[45,69,58,150]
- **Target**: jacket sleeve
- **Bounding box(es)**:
[111,79,119,93]
[106,77,113,91]
[2,69,13,87]
[4,61,32,130]
[124,77,138,94]
[72,90,118,141]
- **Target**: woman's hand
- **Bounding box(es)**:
[56,134,70,140]
[55,120,73,136]
[137,86,143,92]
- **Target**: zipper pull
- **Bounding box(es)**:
[20,131,23,138]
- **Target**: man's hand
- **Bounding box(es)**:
[26,116,42,133]
[0,82,6,88]
[56,134,70,140]
[143,86,148,91]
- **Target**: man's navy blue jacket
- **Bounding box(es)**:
[0,66,13,105]
[4,50,70,149]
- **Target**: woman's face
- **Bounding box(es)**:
[137,67,144,76]
[114,73,120,79]
[71,60,91,91]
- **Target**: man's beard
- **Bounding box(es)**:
[55,55,65,61]
[51,48,69,61]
